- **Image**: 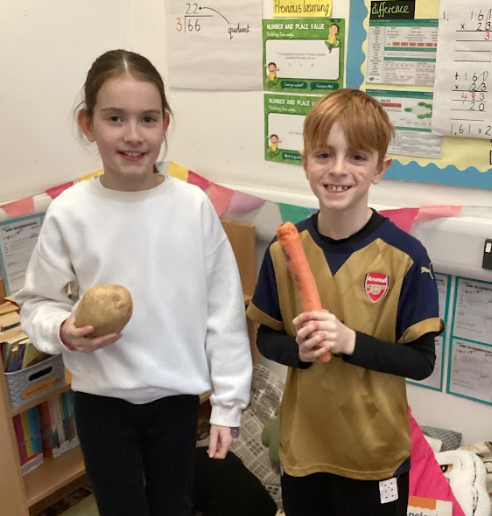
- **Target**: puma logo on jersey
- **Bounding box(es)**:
[421,264,434,278]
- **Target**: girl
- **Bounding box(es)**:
[16,49,252,516]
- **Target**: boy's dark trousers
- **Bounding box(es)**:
[281,470,409,516]
[74,391,198,516]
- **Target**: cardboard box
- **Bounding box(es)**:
[407,496,452,516]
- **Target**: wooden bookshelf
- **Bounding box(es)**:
[24,446,85,507]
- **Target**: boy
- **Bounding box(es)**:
[246,88,444,516]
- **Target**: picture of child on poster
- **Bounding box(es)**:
[325,23,340,53]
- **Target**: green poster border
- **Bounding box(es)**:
[263,18,345,93]
[264,93,322,164]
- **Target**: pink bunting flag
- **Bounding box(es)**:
[46,181,74,200]
[1,196,35,218]
[209,183,235,217]
[227,190,265,214]
[415,205,462,220]
[379,208,419,233]
[187,170,211,190]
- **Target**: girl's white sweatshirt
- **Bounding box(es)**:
[16,175,252,427]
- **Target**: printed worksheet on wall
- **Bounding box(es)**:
[447,277,492,405]
[166,0,263,90]
[366,17,438,87]
[432,0,492,139]
[0,214,45,295]
[408,273,451,391]
[367,89,443,158]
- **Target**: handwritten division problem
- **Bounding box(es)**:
[175,3,252,40]
[166,0,262,90]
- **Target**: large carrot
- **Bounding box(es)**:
[277,222,332,362]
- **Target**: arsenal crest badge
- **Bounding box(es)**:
[365,272,389,302]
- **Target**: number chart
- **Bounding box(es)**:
[433,1,492,139]
[166,0,262,91]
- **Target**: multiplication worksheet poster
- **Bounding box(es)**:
[432,0,492,139]
[447,277,492,404]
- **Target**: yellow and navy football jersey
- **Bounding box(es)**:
[247,215,443,480]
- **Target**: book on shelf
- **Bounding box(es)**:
[39,390,79,458]
[1,328,49,372]
[0,329,26,371]
[12,407,44,475]
[22,339,48,369]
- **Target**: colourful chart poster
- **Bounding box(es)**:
[263,18,345,93]
[264,93,321,164]
[366,19,438,86]
[367,89,443,158]
[447,277,492,405]
[408,273,451,392]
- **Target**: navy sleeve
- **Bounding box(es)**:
[344,331,436,380]
[397,249,440,341]
[251,243,283,325]
[256,324,312,369]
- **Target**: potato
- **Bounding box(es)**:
[74,284,133,337]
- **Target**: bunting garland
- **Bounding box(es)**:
[46,181,74,200]
[0,162,462,233]
[1,196,35,218]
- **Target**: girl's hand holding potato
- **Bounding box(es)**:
[59,284,131,353]
[60,313,121,353]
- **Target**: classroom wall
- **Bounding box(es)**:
[3,0,492,445]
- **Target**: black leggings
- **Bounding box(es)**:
[74,392,198,516]
[281,470,409,516]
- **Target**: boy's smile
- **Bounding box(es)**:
[325,185,350,192]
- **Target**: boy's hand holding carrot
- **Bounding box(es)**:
[277,222,334,362]
[293,311,356,361]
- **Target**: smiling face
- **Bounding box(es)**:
[78,73,169,191]
[303,122,391,232]
[302,89,394,237]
